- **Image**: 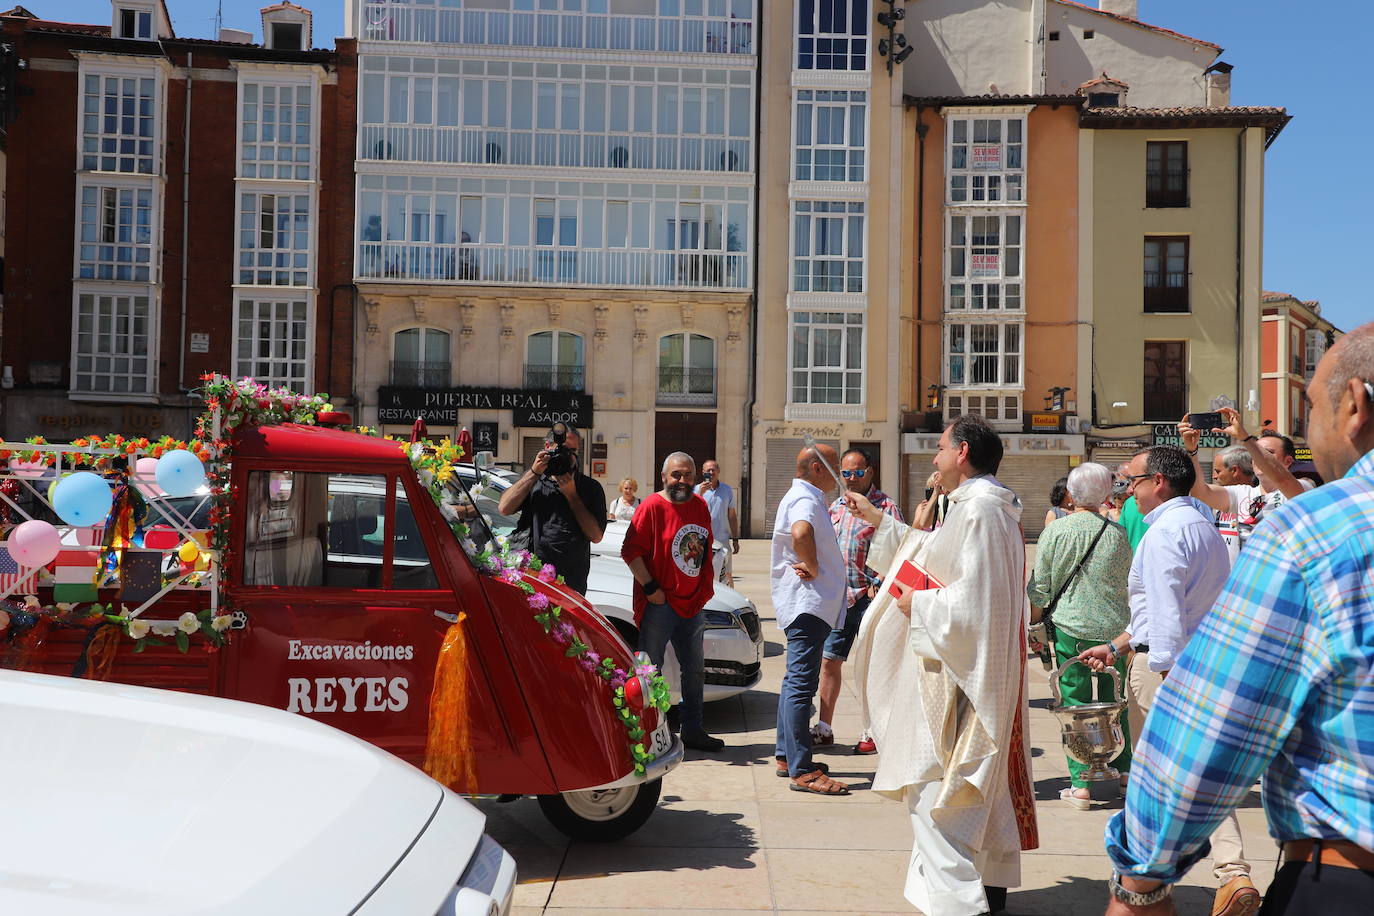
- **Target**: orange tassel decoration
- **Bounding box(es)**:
[422,612,476,791]
[82,623,123,681]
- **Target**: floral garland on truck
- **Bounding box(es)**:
[458,529,672,776]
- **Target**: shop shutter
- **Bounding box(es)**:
[1088,447,1141,473]
[996,455,1070,542]
[764,436,840,532]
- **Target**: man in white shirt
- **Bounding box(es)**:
[695,458,740,585]
[771,443,848,796]
[1180,407,1312,563]
[1080,445,1248,915]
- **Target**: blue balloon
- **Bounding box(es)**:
[156,449,207,498]
[52,471,113,527]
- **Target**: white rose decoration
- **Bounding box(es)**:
[210,614,232,633]
[127,619,151,639]
[177,612,201,635]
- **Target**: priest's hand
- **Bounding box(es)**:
[894,583,913,618]
[843,490,882,526]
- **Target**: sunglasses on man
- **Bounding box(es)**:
[840,468,868,479]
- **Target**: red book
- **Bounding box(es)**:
[888,559,944,598]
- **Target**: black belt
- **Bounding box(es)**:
[1132,643,1149,652]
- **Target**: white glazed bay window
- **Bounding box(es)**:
[947,212,1022,311]
[357,175,750,289]
[240,82,313,180]
[796,0,868,70]
[790,311,863,406]
[358,0,755,55]
[80,70,159,174]
[72,290,153,394]
[77,184,154,282]
[238,191,311,286]
[234,298,311,391]
[947,115,1024,204]
[359,58,753,172]
[74,58,164,400]
[794,90,865,182]
[792,200,864,293]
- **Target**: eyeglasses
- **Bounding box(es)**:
[1124,473,1154,483]
[840,469,868,479]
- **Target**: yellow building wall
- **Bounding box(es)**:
[1090,126,1265,429]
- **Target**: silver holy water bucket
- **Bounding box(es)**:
[1048,658,1128,781]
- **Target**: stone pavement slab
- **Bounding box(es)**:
[476,539,1279,915]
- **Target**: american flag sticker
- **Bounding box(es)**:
[52,549,100,603]
[0,543,40,596]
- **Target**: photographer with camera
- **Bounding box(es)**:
[498,423,607,594]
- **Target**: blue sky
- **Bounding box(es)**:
[48,1,1372,332]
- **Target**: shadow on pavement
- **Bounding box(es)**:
[763,640,784,657]
[1008,877,1213,915]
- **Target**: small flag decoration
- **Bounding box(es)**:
[118,549,163,605]
[0,543,40,596]
[52,548,100,603]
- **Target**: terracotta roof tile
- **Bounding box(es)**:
[1085,105,1287,118]
[1053,0,1222,52]
[24,20,111,36]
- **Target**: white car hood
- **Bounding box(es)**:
[0,670,484,915]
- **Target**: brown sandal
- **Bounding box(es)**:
[789,769,849,795]
[775,757,830,778]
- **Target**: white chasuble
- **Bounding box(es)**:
[851,477,1037,861]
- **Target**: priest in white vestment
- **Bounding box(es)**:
[847,415,1037,916]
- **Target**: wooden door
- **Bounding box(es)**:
[654,411,717,486]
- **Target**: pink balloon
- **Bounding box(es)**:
[8,519,61,568]
[134,456,163,497]
[8,458,46,479]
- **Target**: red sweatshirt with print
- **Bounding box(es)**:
[621,491,716,625]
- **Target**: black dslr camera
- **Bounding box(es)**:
[542,422,576,478]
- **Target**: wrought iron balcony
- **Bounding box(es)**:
[357,242,748,292]
[657,367,716,406]
[390,361,451,388]
[525,364,585,392]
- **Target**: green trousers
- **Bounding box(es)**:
[1054,630,1132,787]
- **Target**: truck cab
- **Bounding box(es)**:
[3,421,680,841]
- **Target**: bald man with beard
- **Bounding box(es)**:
[771,443,850,796]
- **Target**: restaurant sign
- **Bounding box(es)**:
[1151,424,1228,449]
[378,386,594,428]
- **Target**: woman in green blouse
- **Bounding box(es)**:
[1027,461,1134,808]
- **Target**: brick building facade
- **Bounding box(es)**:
[0,2,356,440]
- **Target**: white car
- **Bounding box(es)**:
[586,554,763,702]
[0,668,516,916]
[453,475,763,702]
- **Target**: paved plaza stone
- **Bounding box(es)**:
[475,540,1277,915]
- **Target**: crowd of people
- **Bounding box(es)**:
[499,322,1374,916]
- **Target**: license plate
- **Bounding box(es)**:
[649,719,672,756]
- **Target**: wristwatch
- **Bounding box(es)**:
[1109,873,1172,906]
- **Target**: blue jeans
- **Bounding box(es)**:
[775,612,831,777]
[823,593,871,661]
[638,603,706,736]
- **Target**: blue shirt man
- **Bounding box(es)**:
[1102,325,1374,915]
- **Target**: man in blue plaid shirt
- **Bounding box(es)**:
[818,447,903,754]
[1099,323,1374,916]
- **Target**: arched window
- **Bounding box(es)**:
[392,328,451,387]
[525,330,584,391]
[657,332,715,406]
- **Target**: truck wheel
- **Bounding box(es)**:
[537,777,662,842]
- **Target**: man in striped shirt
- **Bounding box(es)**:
[1102,323,1374,916]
